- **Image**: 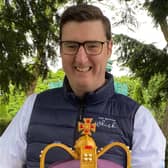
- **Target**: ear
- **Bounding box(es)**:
[107,40,113,59]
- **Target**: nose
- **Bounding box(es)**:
[75,45,89,63]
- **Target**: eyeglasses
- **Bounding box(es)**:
[60,41,108,56]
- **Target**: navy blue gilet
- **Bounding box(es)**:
[26,73,139,168]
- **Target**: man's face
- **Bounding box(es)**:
[61,20,112,96]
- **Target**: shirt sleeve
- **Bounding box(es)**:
[132,105,166,168]
[0,94,37,168]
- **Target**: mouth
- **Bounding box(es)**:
[75,66,92,72]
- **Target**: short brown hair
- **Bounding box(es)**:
[59,4,111,40]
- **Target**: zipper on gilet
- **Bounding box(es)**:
[73,99,85,145]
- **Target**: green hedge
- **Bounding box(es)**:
[0,118,11,135]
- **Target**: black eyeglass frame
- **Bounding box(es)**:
[60,40,109,56]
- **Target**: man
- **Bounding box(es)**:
[0,4,166,168]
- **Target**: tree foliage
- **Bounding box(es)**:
[112,1,168,146]
[119,0,168,43]
[144,0,168,42]
[114,34,168,106]
[114,34,168,83]
[0,0,68,95]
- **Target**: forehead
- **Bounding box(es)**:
[61,20,106,41]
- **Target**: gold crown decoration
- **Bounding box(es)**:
[40,118,131,168]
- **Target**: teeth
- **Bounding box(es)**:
[76,67,90,72]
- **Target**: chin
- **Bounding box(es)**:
[75,80,92,88]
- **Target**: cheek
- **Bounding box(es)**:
[62,57,73,71]
[94,54,109,68]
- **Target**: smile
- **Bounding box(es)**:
[75,66,92,72]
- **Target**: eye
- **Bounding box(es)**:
[86,42,100,50]
[64,42,78,49]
